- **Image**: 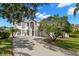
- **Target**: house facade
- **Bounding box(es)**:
[14,19,38,37]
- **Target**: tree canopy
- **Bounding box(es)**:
[0,3,43,25]
[39,15,73,39]
[0,3,44,37]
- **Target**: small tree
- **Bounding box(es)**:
[39,15,72,41]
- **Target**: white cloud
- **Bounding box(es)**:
[68,7,76,15]
[57,3,72,8]
[35,12,51,19]
[67,7,79,15]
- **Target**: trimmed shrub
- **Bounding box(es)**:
[69,34,79,38]
[73,30,79,34]
[0,31,10,39]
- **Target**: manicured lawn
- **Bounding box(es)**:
[51,38,79,52]
[0,38,13,56]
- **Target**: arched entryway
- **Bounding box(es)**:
[30,22,34,36]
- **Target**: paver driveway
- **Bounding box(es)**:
[13,36,77,56]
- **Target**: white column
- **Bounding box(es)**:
[34,22,35,36]
[29,22,32,36]
[20,22,23,36]
[25,23,27,36]
[26,23,29,36]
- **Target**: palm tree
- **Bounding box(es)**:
[74,3,79,16]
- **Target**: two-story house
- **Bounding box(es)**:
[14,19,38,37]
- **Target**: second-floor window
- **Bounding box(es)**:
[30,22,34,30]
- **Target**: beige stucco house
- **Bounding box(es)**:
[14,19,38,37]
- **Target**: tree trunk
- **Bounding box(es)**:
[53,36,57,41]
[12,28,14,38]
[48,32,57,42]
[12,21,15,38]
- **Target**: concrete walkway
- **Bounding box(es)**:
[13,36,77,56]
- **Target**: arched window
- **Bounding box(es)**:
[30,22,34,30]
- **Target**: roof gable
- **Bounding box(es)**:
[24,18,37,23]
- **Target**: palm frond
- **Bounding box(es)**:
[74,7,79,17]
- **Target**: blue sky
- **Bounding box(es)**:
[0,3,79,27]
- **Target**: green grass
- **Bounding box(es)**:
[0,38,13,56]
[51,38,79,52]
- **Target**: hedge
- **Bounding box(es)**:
[0,31,10,39]
[69,34,79,38]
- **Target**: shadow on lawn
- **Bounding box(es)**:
[49,40,79,56]
[0,48,12,56]
[52,40,79,52]
[13,37,35,50]
[0,44,12,55]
